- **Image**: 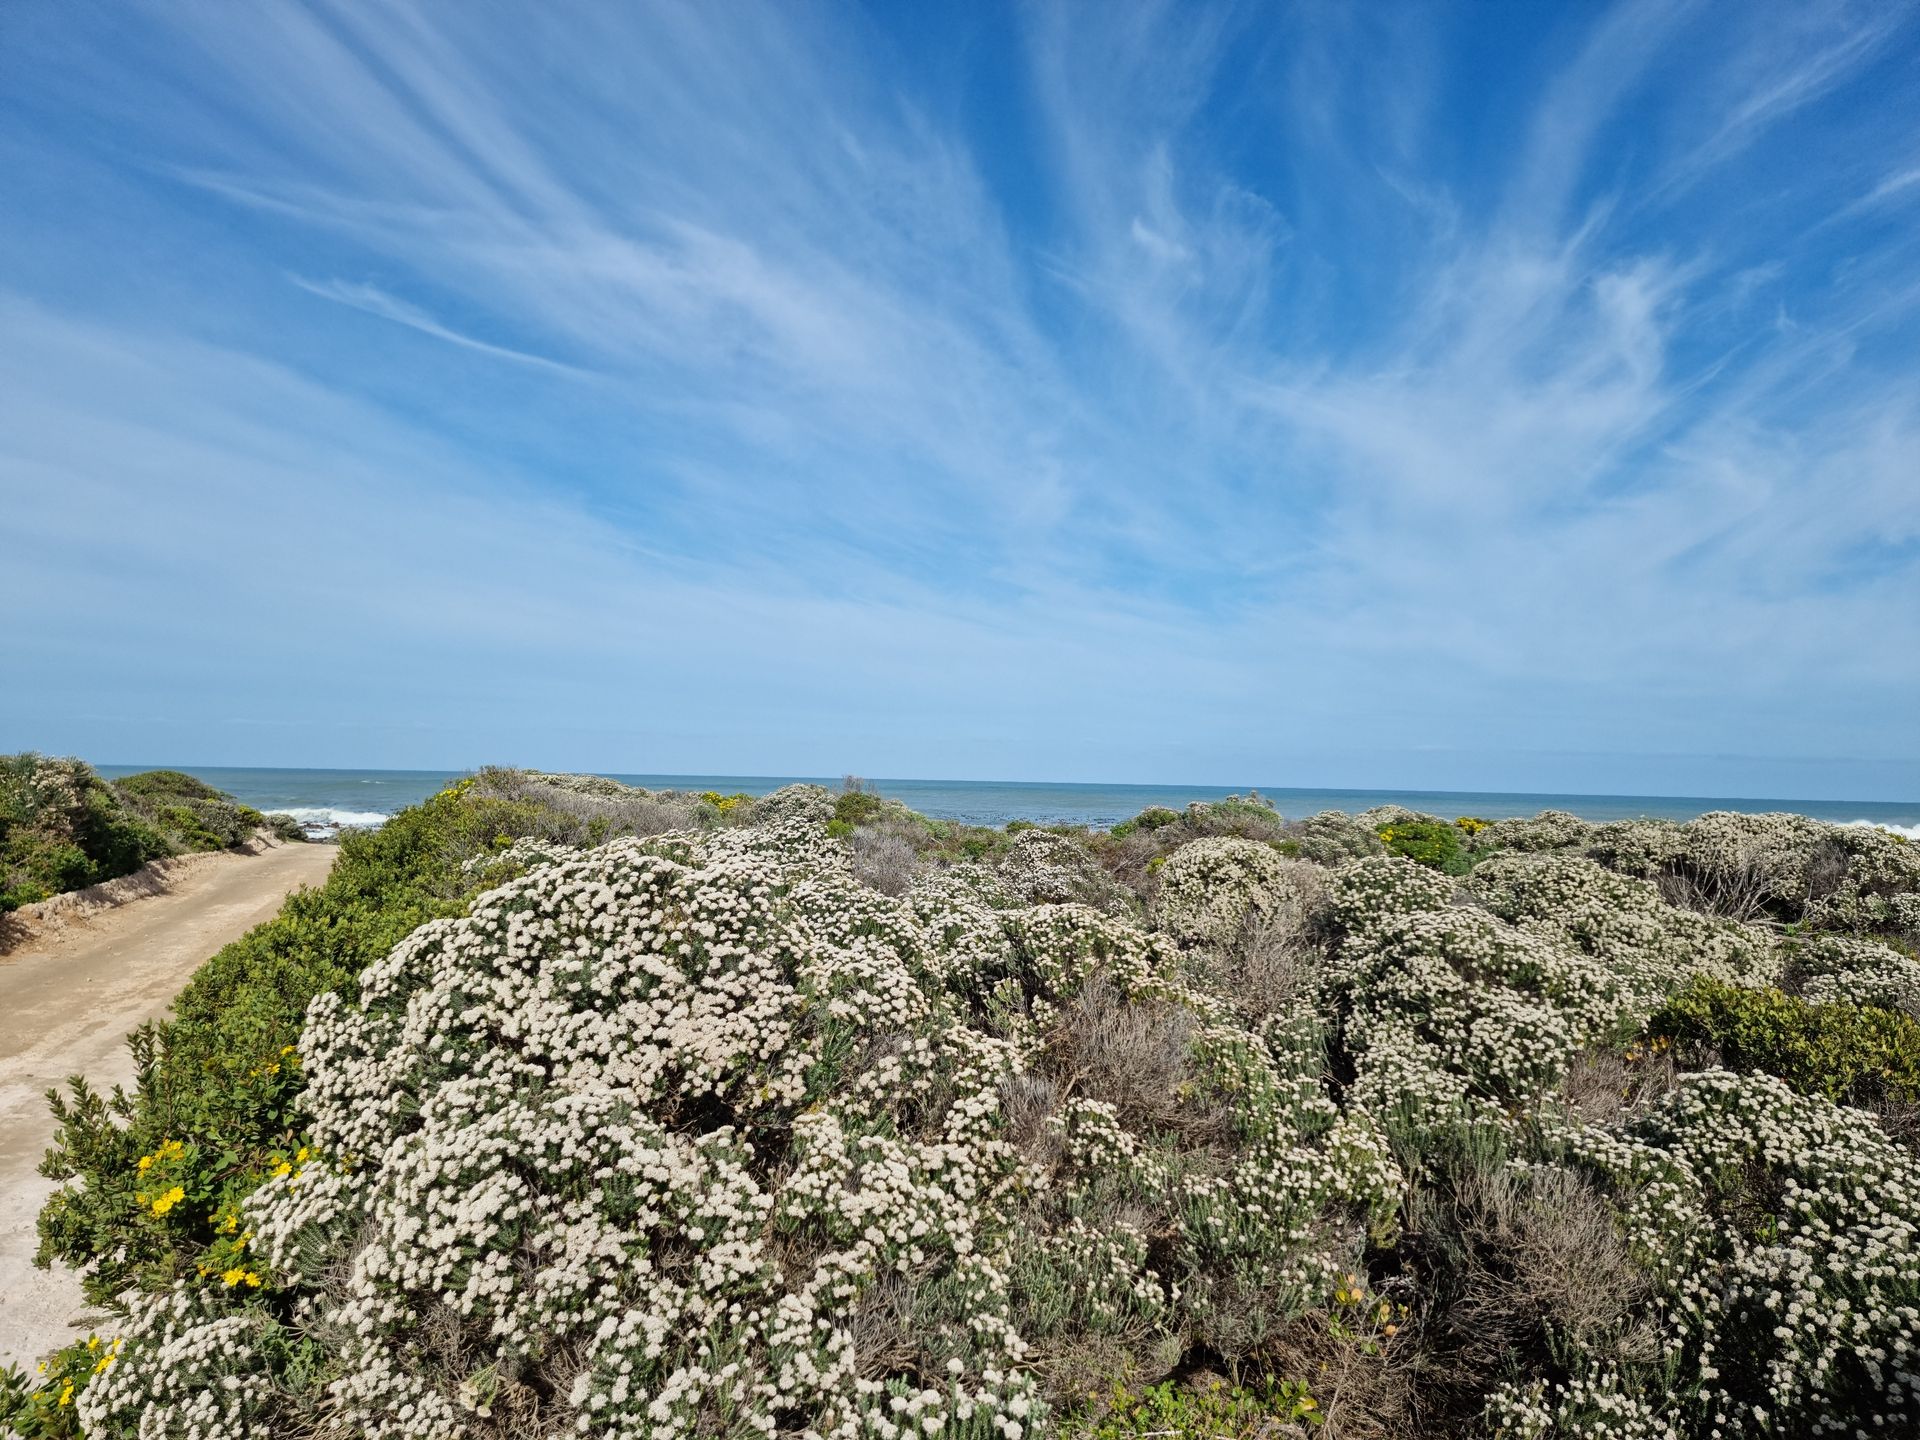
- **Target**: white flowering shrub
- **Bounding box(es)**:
[994,831,1130,915]
[75,823,1401,1438]
[1546,1071,1920,1438]
[45,792,1920,1440]
[1470,854,1777,1009]
[1281,810,1385,866]
[1581,810,1920,933]
[1473,810,1594,853]
[1149,837,1314,950]
[1787,934,1920,1015]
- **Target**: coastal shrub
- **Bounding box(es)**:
[2,756,170,910]
[1470,853,1775,1012]
[1282,811,1385,867]
[31,771,749,1308]
[1151,837,1310,950]
[998,830,1132,914]
[1584,812,1920,933]
[850,823,922,895]
[1181,792,1286,842]
[17,784,1920,1440]
[1784,932,1920,1015]
[1108,806,1178,840]
[0,757,296,914]
[111,769,268,851]
[1060,1377,1323,1439]
[474,767,709,840]
[1470,810,1592,854]
[68,824,1402,1438]
[1648,977,1920,1108]
[1375,819,1471,875]
[1533,1071,1920,1438]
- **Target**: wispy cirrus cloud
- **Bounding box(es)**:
[0,0,1916,794]
[289,276,583,373]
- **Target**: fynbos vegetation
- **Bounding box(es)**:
[0,757,299,914]
[5,778,1917,1438]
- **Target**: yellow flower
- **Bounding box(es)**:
[150,1185,186,1216]
[1384,1323,1400,1337]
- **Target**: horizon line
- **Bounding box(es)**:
[88,761,1920,811]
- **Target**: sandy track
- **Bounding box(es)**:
[0,839,337,1372]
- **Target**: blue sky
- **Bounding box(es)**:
[2,1,1917,798]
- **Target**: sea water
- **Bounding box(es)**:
[95,765,1920,838]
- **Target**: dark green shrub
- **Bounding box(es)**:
[1062,1377,1323,1438]
[1649,978,1920,1107]
[113,771,265,852]
[1110,806,1179,839]
[0,755,173,912]
[832,789,887,829]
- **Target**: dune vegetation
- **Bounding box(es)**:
[0,757,301,914]
[5,771,1918,1438]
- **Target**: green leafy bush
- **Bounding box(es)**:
[1649,976,1920,1106]
[1110,806,1178,840]
[1,756,173,912]
[1062,1377,1323,1438]
[1376,819,1471,875]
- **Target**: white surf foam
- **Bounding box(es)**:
[274,806,390,829]
[1842,819,1920,841]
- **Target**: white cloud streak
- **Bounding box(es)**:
[1,0,1916,792]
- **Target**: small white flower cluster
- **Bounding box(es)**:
[994,831,1130,915]
[1473,809,1595,853]
[1788,933,1920,1015]
[1470,853,1777,1011]
[1150,837,1313,949]
[1549,1070,1920,1437]
[1484,1368,1677,1440]
[76,1287,280,1438]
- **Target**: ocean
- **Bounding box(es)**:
[95,765,1920,838]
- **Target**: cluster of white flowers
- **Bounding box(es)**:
[73,794,1920,1440]
[1787,933,1920,1014]
[1470,854,1777,1010]
[1547,1071,1920,1437]
[1472,810,1595,853]
[993,831,1129,915]
[1149,837,1313,949]
[75,1288,281,1438]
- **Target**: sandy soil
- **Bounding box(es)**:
[0,839,337,1372]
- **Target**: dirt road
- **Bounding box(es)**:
[0,840,337,1372]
